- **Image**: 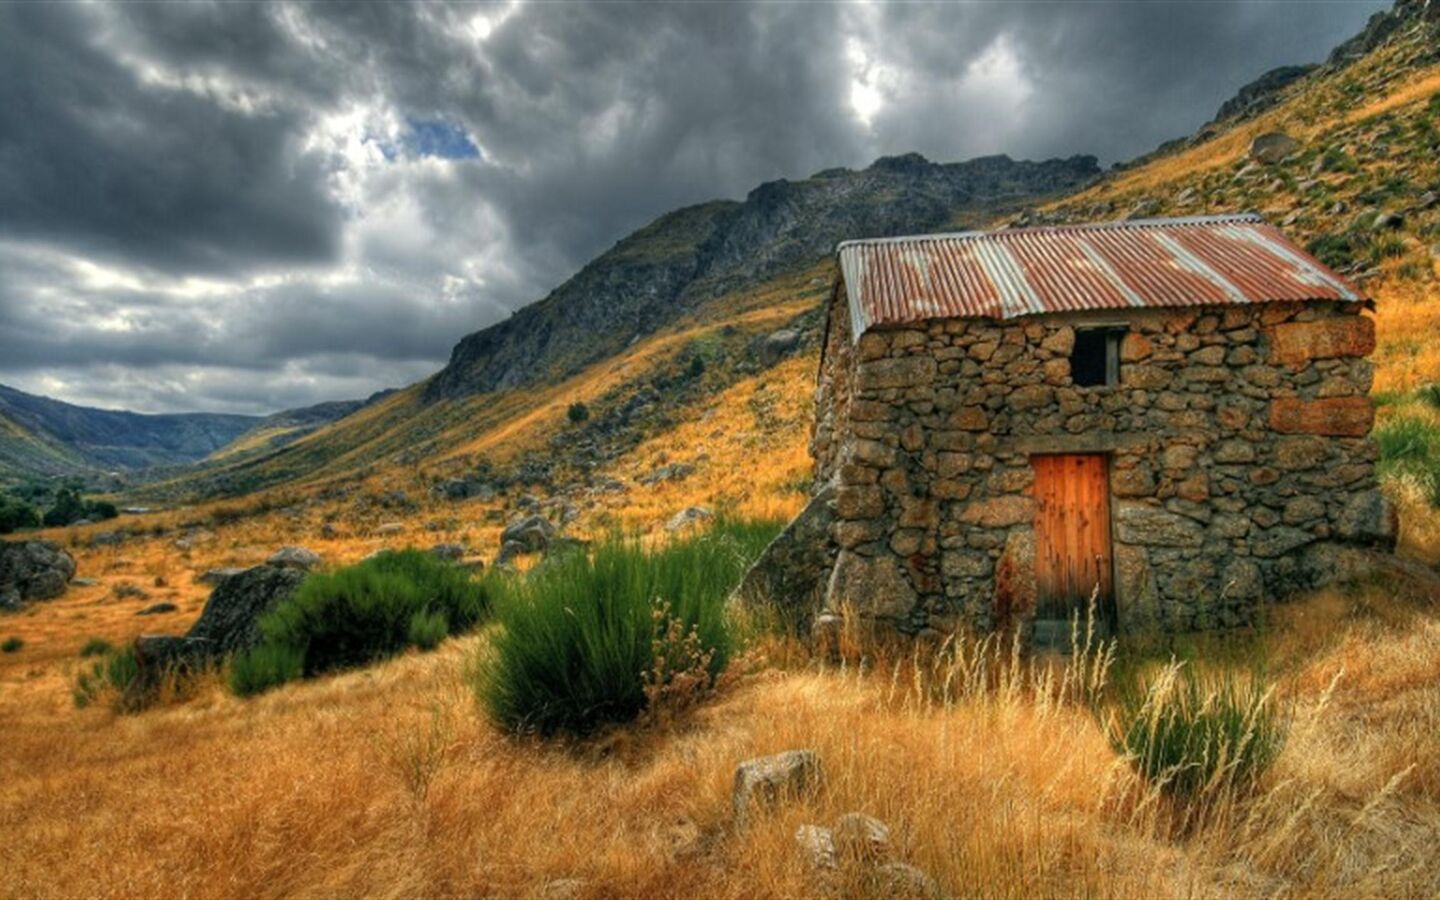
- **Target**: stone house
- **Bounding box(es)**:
[806,214,1394,642]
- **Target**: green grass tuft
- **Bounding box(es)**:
[407,609,449,652]
[475,518,779,737]
[1105,663,1287,797]
[229,643,305,697]
[79,637,112,658]
[2,636,23,653]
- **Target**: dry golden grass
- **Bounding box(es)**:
[5,557,1440,898]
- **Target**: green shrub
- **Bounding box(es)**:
[1106,664,1286,796]
[79,637,113,658]
[73,647,142,709]
[566,401,590,424]
[407,609,449,651]
[229,643,305,697]
[232,549,487,695]
[1305,233,1355,270]
[0,494,40,534]
[476,518,780,736]
[1429,91,1440,117]
[1417,384,1440,411]
[2,636,23,653]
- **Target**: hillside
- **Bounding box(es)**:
[0,383,258,479]
[0,385,381,487]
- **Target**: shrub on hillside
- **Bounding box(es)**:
[1105,663,1286,797]
[0,494,40,534]
[475,518,780,736]
[566,401,590,424]
[2,636,23,653]
[79,637,113,658]
[73,646,141,710]
[233,550,487,694]
[40,489,119,527]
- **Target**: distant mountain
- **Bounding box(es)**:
[0,384,382,483]
[425,152,1101,400]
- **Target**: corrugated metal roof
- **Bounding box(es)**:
[836,214,1362,340]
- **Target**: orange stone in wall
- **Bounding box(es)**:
[1269,396,1374,437]
[1268,316,1375,366]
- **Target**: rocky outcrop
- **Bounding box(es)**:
[734,483,837,630]
[423,154,1099,401]
[1213,66,1317,123]
[0,540,76,611]
[1249,132,1301,165]
[183,564,305,655]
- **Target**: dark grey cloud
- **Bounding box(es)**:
[0,0,1388,415]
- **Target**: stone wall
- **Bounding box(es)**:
[816,291,1395,637]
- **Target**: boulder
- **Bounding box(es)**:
[794,824,838,871]
[756,328,803,366]
[0,540,76,610]
[495,540,528,566]
[500,514,556,554]
[1249,131,1300,164]
[872,862,944,899]
[733,749,822,828]
[184,564,306,655]
[266,546,322,571]
[834,812,891,861]
[638,462,696,486]
[666,506,713,532]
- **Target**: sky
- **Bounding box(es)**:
[0,0,1389,416]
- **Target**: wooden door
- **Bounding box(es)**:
[1031,454,1114,628]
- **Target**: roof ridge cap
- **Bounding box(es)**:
[835,213,1267,253]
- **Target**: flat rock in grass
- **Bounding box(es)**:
[794,824,838,871]
[733,749,821,828]
[136,602,178,616]
[184,564,305,656]
[376,522,405,536]
[834,812,891,861]
[430,542,467,561]
[266,546,322,571]
[666,506,713,532]
[872,862,944,899]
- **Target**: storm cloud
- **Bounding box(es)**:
[0,0,1386,414]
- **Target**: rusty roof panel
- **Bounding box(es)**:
[837,214,1361,340]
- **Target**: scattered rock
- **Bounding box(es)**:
[0,540,76,610]
[500,515,556,554]
[639,462,696,486]
[756,328,803,366]
[184,564,306,655]
[1249,131,1300,164]
[733,749,822,828]
[113,582,148,600]
[430,543,467,561]
[320,522,339,539]
[1372,210,1404,230]
[267,546,322,571]
[794,824,839,871]
[538,878,586,900]
[666,506,713,532]
[496,540,528,566]
[136,602,178,616]
[872,862,944,898]
[834,812,892,861]
[71,577,98,587]
[375,522,405,536]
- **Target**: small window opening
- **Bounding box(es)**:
[1071,328,1124,387]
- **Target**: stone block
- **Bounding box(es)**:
[1115,503,1204,547]
[958,495,1034,528]
[1269,397,1373,437]
[857,356,937,390]
[1269,316,1375,366]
